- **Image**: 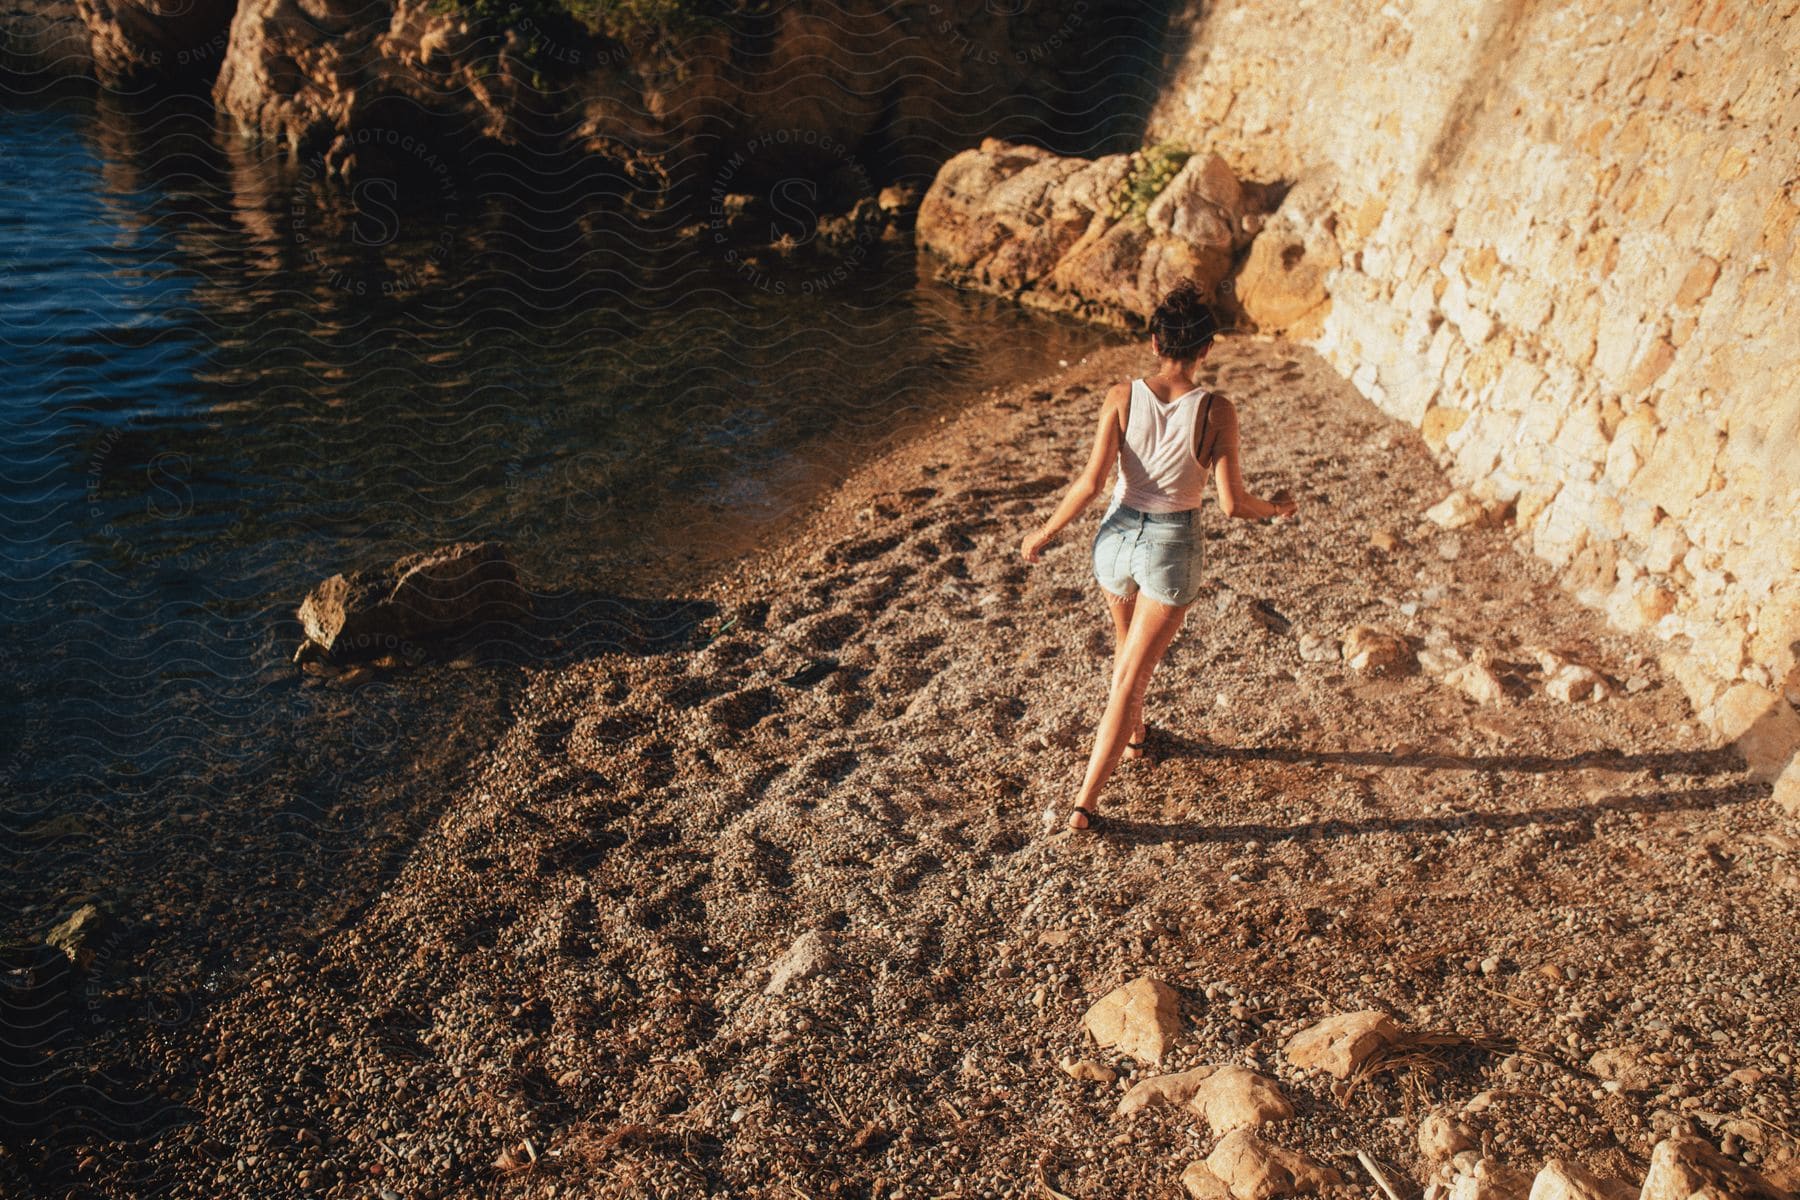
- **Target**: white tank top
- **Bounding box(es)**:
[1111,378,1214,512]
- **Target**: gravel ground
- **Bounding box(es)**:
[32,334,1800,1199]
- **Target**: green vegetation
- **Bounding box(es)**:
[1108,142,1193,222]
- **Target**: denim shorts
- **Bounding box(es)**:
[1091,500,1205,607]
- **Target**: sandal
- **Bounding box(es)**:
[1124,724,1150,761]
[1067,805,1105,832]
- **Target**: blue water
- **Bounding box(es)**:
[0,92,1119,873]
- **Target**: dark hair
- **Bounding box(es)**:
[1149,281,1220,361]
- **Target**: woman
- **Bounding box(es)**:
[1019,282,1297,832]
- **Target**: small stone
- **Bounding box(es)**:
[1370,530,1400,552]
[1083,977,1183,1065]
[1284,1011,1404,1079]
[763,930,835,996]
[1588,1046,1656,1091]
[1204,1129,1343,1200]
[46,903,114,970]
[1060,1057,1118,1084]
[1426,490,1487,531]
[1447,662,1507,705]
[1728,1067,1767,1086]
[1419,1111,1478,1161]
[1341,627,1415,676]
[1297,633,1338,663]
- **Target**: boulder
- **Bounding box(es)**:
[1203,1130,1343,1200]
[1526,1160,1634,1200]
[764,930,835,996]
[1284,1010,1403,1079]
[1081,976,1183,1065]
[1341,627,1415,676]
[46,902,114,970]
[1638,1136,1791,1200]
[1117,1065,1293,1135]
[297,541,529,662]
[77,0,237,86]
[918,139,1255,328]
[1184,1163,1238,1200]
[1234,177,1341,339]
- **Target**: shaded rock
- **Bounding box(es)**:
[1082,976,1182,1065]
[78,0,236,87]
[1284,1010,1402,1079]
[1341,626,1415,675]
[764,930,835,996]
[1526,1160,1634,1200]
[46,902,114,970]
[1419,1110,1479,1161]
[1638,1136,1791,1200]
[1118,1065,1215,1116]
[1204,1130,1343,1200]
[297,541,528,662]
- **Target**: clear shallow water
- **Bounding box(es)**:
[0,91,1119,845]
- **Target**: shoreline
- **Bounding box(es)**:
[23,333,1799,1199]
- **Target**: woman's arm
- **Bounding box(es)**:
[1020,382,1128,562]
[1209,399,1297,521]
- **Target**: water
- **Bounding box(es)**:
[0,91,1121,948]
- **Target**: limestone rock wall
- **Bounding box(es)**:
[1148,0,1800,802]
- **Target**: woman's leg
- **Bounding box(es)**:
[1071,596,1190,826]
[1102,587,1148,756]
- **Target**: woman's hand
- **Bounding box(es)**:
[1269,488,1298,520]
[1020,525,1054,563]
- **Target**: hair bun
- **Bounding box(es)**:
[1149,280,1220,360]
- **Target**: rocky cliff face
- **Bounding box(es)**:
[921,0,1800,811]
[11,0,1154,198]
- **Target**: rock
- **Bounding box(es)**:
[1298,633,1339,663]
[1446,661,1507,704]
[1183,1163,1239,1200]
[1419,1111,1479,1161]
[917,138,1253,328]
[78,0,236,86]
[1526,1160,1634,1200]
[1204,1130,1343,1200]
[1118,1066,1215,1117]
[1082,976,1183,1065]
[1450,1160,1534,1200]
[1284,1010,1403,1079]
[1118,1065,1293,1135]
[1234,176,1341,339]
[1190,1066,1295,1136]
[1060,1057,1117,1084]
[1533,650,1611,703]
[1638,1137,1791,1200]
[297,541,528,662]
[1426,490,1488,531]
[764,930,835,996]
[1369,530,1401,552]
[46,902,114,970]
[1341,627,1415,676]
[1588,1046,1656,1091]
